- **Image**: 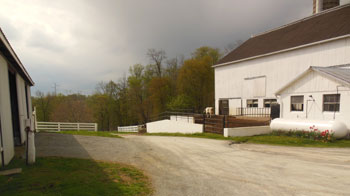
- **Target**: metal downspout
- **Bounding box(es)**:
[335,85,344,120]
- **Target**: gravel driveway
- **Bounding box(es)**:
[36,133,350,196]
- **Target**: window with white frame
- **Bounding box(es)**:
[291,96,304,111]
[247,99,258,108]
[264,99,277,108]
[323,94,340,112]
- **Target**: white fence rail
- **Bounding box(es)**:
[170,115,194,123]
[36,122,98,132]
[117,125,142,132]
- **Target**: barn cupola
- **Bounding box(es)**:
[313,0,339,14]
[313,0,350,14]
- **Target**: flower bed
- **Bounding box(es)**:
[272,125,335,143]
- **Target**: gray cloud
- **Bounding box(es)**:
[0,0,312,95]
[27,29,65,52]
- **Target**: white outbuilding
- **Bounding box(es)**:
[273,65,350,136]
[0,28,34,166]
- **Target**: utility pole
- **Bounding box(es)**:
[53,83,59,96]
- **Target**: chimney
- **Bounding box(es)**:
[313,0,340,14]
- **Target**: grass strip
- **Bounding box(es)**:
[143,132,350,147]
[144,132,232,140]
[0,157,152,196]
[53,130,123,138]
[231,135,350,148]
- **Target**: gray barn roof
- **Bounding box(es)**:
[313,65,350,86]
[215,4,350,67]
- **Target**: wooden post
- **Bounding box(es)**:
[223,115,226,129]
[58,122,61,132]
[94,123,98,132]
[202,114,206,133]
[77,123,80,131]
[34,107,38,131]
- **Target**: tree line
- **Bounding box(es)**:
[32,46,222,131]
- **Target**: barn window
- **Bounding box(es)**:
[291,96,304,111]
[264,99,277,108]
[323,94,340,112]
[243,76,266,98]
[247,99,258,108]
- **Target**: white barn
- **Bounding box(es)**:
[214,2,350,117]
[0,28,34,166]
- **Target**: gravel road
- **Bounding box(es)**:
[36,133,350,196]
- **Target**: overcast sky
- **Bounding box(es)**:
[0,0,312,95]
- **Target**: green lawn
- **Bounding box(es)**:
[54,130,123,138]
[0,157,152,196]
[231,135,350,148]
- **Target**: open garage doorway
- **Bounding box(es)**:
[8,70,21,146]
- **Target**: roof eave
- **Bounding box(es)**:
[213,34,350,68]
[275,68,313,95]
[0,28,34,86]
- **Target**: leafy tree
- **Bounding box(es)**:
[88,94,112,131]
[32,91,54,121]
[191,46,221,64]
[148,77,172,115]
[128,64,152,123]
[51,94,93,123]
[167,94,192,111]
[177,52,218,112]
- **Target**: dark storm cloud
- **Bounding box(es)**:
[0,0,312,94]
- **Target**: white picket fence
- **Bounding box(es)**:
[36,122,98,132]
[117,125,142,132]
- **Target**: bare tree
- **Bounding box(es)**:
[147,48,166,77]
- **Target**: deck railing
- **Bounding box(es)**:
[235,107,271,117]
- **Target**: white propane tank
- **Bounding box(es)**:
[270,118,349,139]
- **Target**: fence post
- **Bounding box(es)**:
[34,107,38,131]
[77,123,80,131]
[94,123,98,132]
[223,115,226,129]
[202,114,205,133]
[58,122,61,132]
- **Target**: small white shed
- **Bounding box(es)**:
[0,28,34,166]
[275,65,350,131]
